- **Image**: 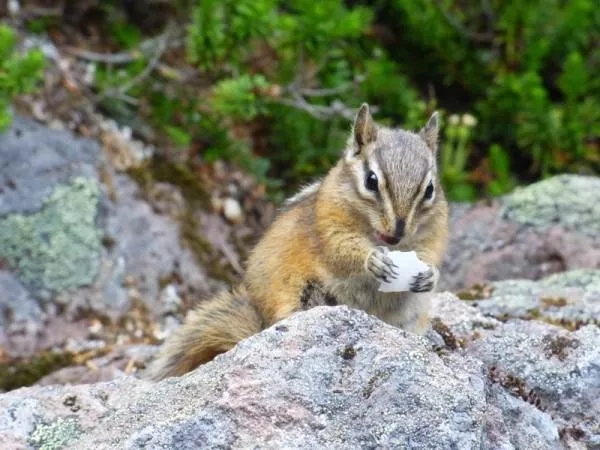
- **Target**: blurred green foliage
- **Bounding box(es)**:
[0,25,45,130]
[387,0,599,198]
[6,0,600,201]
[184,0,392,191]
[181,0,599,199]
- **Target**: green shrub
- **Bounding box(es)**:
[82,1,599,200]
[183,0,428,190]
[386,0,599,195]
[0,25,45,130]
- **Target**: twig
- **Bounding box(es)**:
[116,33,168,94]
[273,94,377,121]
[66,26,184,65]
[296,75,364,97]
[435,1,493,43]
[298,84,353,98]
[99,23,174,100]
[24,6,63,17]
[65,48,140,64]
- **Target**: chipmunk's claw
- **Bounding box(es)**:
[366,246,398,282]
[409,266,439,293]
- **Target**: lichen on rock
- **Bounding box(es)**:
[441,175,600,291]
[502,175,600,238]
[28,417,80,450]
[0,176,102,292]
[467,270,600,328]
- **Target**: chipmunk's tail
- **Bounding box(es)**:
[144,286,263,381]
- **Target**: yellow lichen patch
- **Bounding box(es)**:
[456,283,495,301]
[540,296,568,309]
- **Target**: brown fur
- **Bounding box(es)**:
[145,104,448,380]
[144,287,263,381]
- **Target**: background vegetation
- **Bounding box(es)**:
[0,24,44,130]
[2,0,599,201]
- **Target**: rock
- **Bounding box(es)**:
[0,117,100,217]
[0,117,223,360]
[35,344,158,387]
[465,270,600,328]
[504,176,600,237]
[469,321,600,449]
[430,289,600,449]
[483,384,560,450]
[0,306,566,449]
[0,176,103,292]
[0,271,43,332]
[222,197,243,224]
[441,175,600,291]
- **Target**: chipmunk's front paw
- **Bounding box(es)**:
[366,246,399,282]
[410,265,439,293]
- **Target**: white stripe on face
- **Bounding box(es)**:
[367,154,396,232]
[404,170,435,229]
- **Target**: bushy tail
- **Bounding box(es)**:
[144,287,263,381]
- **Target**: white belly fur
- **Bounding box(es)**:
[325,275,432,335]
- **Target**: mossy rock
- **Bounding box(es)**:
[0,177,102,292]
[464,270,600,329]
[29,417,80,450]
[503,175,600,239]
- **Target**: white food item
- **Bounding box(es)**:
[378,251,430,293]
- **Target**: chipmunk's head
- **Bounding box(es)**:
[342,103,445,247]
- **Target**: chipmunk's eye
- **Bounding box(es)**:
[424,181,434,200]
[365,170,379,192]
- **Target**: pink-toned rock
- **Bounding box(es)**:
[441,175,600,291]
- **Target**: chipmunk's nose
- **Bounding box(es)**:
[394,218,406,239]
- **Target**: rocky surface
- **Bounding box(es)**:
[431,291,600,449]
[0,278,598,448]
[0,303,571,450]
[441,175,600,291]
[0,116,224,362]
[463,270,600,328]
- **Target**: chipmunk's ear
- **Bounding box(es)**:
[420,112,439,153]
[351,103,377,156]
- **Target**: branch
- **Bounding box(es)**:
[297,76,363,98]
[435,2,494,43]
[273,93,377,121]
[99,23,174,100]
[116,33,169,94]
[24,6,63,17]
[66,25,184,65]
[275,65,371,121]
[65,48,139,64]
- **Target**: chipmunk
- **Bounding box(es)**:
[145,103,448,381]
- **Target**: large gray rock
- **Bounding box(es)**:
[431,291,600,449]
[0,305,565,449]
[466,270,600,327]
[0,118,100,217]
[441,175,600,291]
[0,117,223,359]
[469,321,600,449]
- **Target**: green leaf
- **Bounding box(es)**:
[164,125,192,147]
[488,144,511,179]
[449,183,477,202]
